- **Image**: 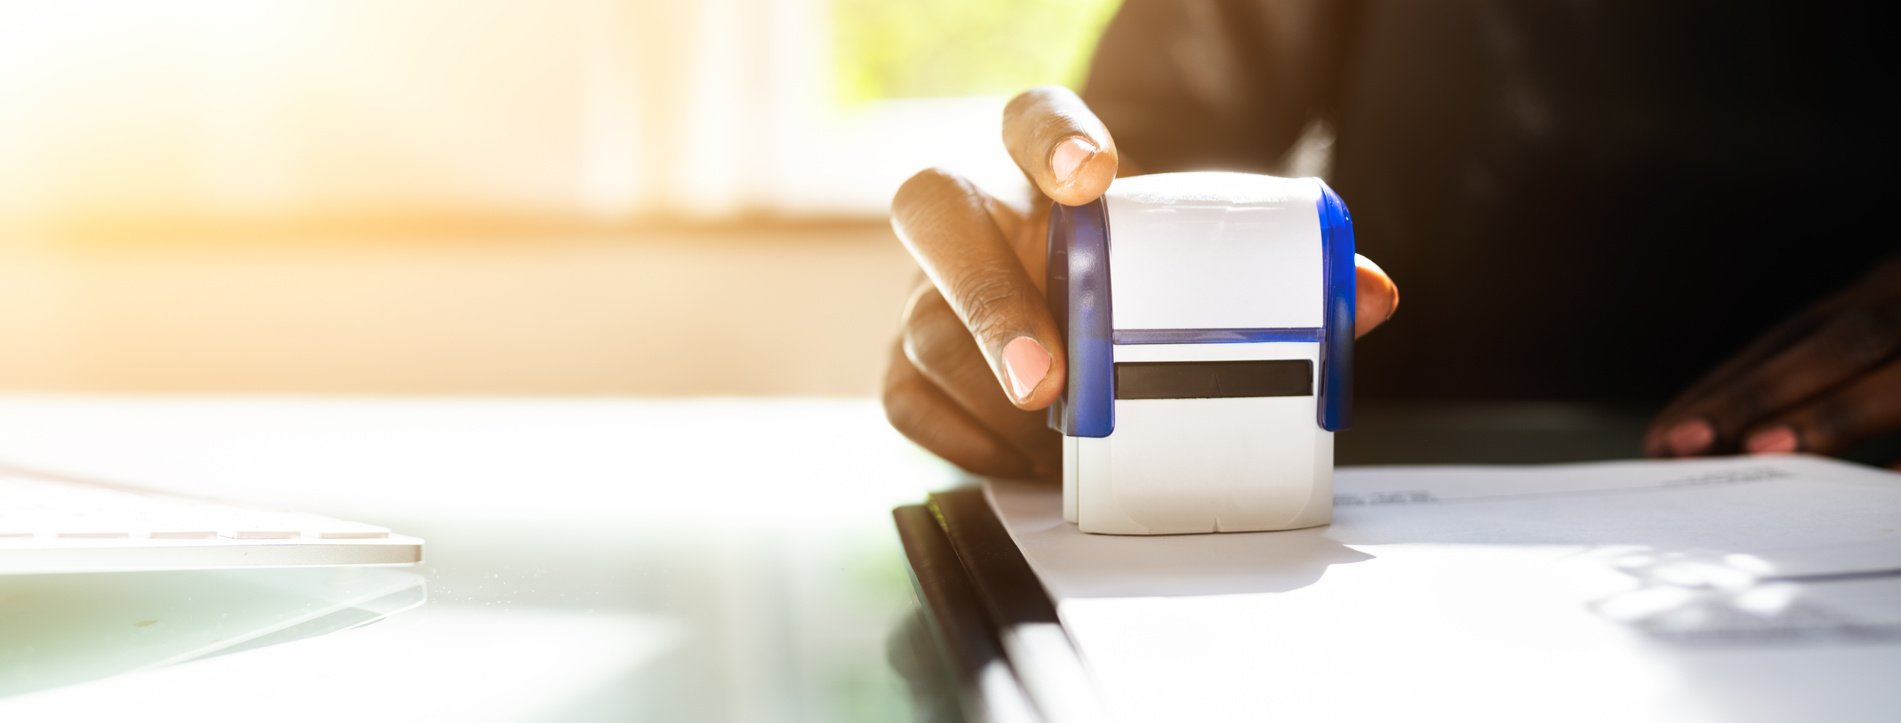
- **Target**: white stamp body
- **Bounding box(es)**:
[1046,173,1357,535]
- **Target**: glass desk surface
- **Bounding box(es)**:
[0,396,958,722]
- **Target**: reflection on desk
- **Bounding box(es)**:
[0,396,957,722]
[0,568,424,697]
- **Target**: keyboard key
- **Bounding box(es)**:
[224,530,302,540]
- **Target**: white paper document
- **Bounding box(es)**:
[985,454,1901,723]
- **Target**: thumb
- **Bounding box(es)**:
[1003,86,1119,206]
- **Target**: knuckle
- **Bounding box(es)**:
[1823,306,1901,366]
[901,296,969,372]
[1004,86,1065,117]
[950,268,1030,342]
[1802,396,1862,451]
[892,167,969,212]
[901,284,953,331]
[1701,378,1776,437]
[1003,90,1038,119]
[881,342,913,397]
[881,373,927,433]
[899,327,944,378]
[899,283,941,337]
[881,384,999,475]
[1809,391,1870,437]
[1712,387,1764,432]
[880,389,910,432]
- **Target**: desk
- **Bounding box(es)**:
[0,396,957,721]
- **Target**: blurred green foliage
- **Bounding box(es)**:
[834,0,1123,103]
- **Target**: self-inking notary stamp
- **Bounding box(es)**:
[1046,172,1356,535]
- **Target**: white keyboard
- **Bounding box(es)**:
[0,468,422,574]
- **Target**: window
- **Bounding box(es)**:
[834,0,1120,103]
[0,0,1127,243]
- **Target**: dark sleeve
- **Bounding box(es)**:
[1081,0,1357,174]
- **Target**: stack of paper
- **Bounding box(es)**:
[986,455,1901,722]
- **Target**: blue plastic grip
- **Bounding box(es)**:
[1315,179,1356,432]
[1046,199,1115,438]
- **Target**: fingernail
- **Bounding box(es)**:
[1049,137,1096,184]
[1001,336,1052,403]
[1745,426,1799,455]
[1666,419,1715,456]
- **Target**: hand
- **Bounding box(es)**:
[1646,258,1901,462]
[882,86,1402,478]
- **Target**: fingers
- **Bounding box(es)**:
[1738,359,1901,456]
[1643,303,1841,456]
[892,167,1066,409]
[1353,254,1399,338]
[902,283,1063,473]
[1646,304,1901,456]
[1002,86,1119,206]
[1644,261,1901,458]
[1653,304,1835,420]
[883,340,1036,478]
